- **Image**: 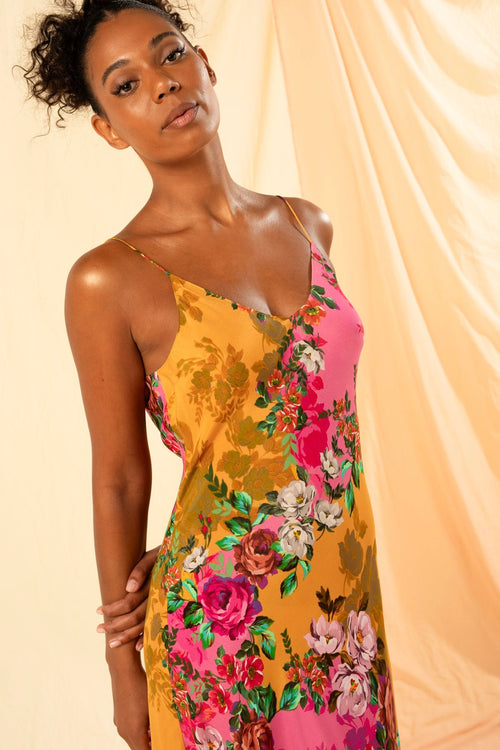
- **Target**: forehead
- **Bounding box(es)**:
[85,8,184,78]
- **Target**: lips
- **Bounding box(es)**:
[162,102,197,129]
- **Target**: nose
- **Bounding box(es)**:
[154,74,180,102]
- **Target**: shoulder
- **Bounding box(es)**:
[65,239,137,313]
[281,195,334,257]
[64,241,133,340]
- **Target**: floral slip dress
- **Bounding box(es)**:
[108,196,401,750]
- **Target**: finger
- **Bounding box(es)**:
[135,634,144,651]
[126,545,161,593]
[97,578,150,618]
[98,600,147,635]
[107,622,145,648]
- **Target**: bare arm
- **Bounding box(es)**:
[65,248,151,747]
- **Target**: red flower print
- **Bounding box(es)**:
[234,528,281,587]
[309,665,328,695]
[162,565,180,589]
[287,665,301,684]
[208,684,232,713]
[233,709,274,750]
[276,404,298,433]
[284,384,302,406]
[301,654,317,677]
[239,655,264,690]
[298,302,327,326]
[267,368,284,394]
[217,654,239,686]
[198,575,262,640]
[196,702,216,725]
[173,689,190,719]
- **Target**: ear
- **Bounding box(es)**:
[195,45,217,85]
[91,114,130,150]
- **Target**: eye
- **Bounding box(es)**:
[162,45,186,64]
[112,79,137,96]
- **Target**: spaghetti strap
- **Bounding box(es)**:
[276,194,313,244]
[106,236,170,275]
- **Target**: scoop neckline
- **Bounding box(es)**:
[169,239,317,322]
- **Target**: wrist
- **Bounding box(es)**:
[105,639,142,673]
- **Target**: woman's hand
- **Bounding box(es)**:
[110,659,151,749]
[97,545,160,650]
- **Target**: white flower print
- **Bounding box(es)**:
[294,342,325,374]
[183,545,209,573]
[195,725,224,749]
[277,480,316,519]
[278,519,315,558]
[305,614,345,655]
[314,499,344,529]
[347,610,378,669]
[320,448,340,479]
[331,662,371,717]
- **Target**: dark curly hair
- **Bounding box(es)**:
[21,0,197,128]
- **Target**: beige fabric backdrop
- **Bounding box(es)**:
[2,1,499,748]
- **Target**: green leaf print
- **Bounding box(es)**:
[225,516,252,536]
[258,502,282,517]
[280,571,298,598]
[279,554,299,572]
[376,724,387,747]
[199,622,215,648]
[296,465,310,483]
[310,285,326,297]
[253,684,277,721]
[259,629,277,660]
[351,460,360,488]
[344,481,354,514]
[232,491,252,515]
[216,535,241,550]
[183,601,204,628]
[328,689,342,713]
[279,682,301,711]
[167,591,184,613]
[298,560,311,579]
[249,615,274,634]
[182,578,198,600]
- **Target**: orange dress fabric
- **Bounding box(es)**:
[108,196,401,750]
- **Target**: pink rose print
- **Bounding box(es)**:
[198,575,262,640]
[347,610,377,669]
[305,615,345,655]
[296,421,328,467]
[331,662,371,717]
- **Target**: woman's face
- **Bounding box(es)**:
[85,8,219,165]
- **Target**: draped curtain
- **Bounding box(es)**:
[2,1,498,748]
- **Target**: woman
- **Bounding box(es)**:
[23,1,401,749]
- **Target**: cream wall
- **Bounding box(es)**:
[2,1,499,748]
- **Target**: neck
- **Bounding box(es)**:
[139,134,248,231]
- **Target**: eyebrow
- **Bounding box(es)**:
[101,31,180,86]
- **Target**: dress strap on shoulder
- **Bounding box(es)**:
[105,236,170,275]
[277,195,313,244]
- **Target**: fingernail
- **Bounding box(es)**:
[126,579,139,592]
[96,624,105,633]
[109,639,120,648]
[96,606,103,614]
